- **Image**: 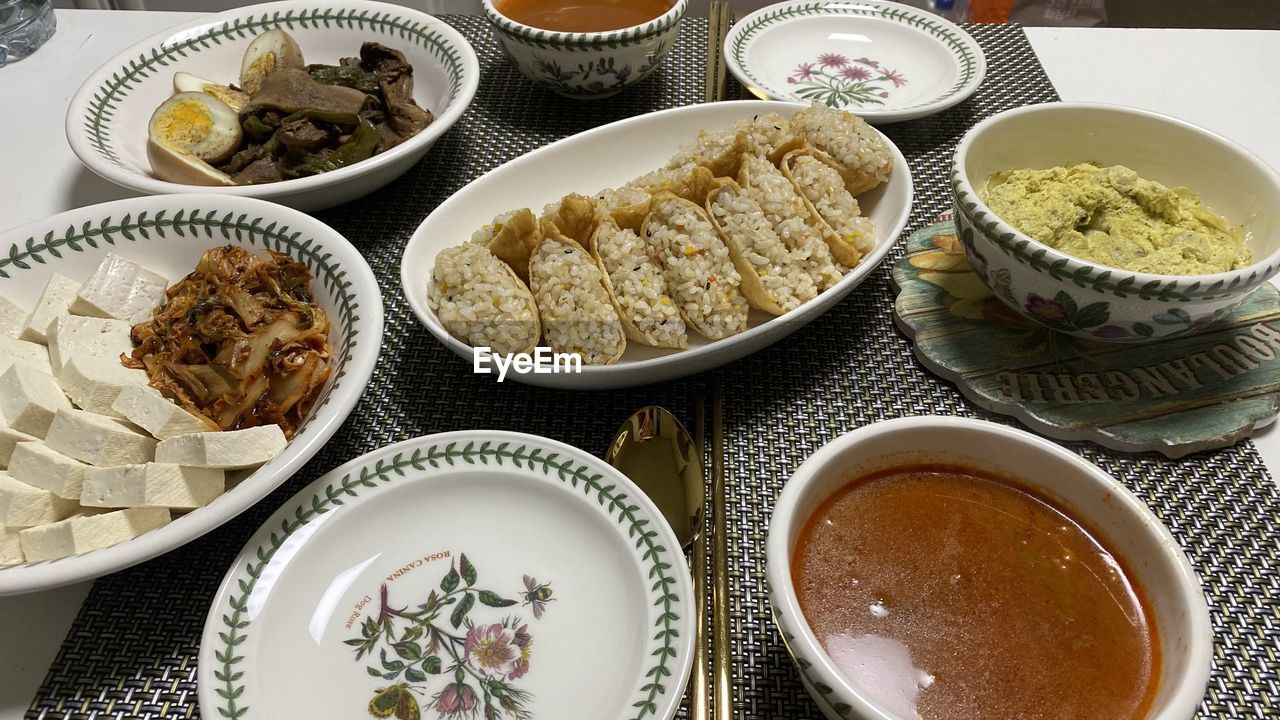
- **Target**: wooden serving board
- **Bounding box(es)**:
[891,219,1280,458]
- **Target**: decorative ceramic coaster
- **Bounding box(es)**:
[892,220,1280,457]
[724,0,985,123]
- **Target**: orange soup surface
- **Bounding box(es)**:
[496,0,673,32]
[793,465,1159,719]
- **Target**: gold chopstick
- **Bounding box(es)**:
[705,3,721,103]
[706,0,732,103]
[690,393,710,720]
[711,377,732,720]
[701,8,734,718]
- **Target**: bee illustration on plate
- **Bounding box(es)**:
[521,575,555,619]
[368,682,420,720]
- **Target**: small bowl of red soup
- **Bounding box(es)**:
[482,0,686,98]
[766,416,1212,720]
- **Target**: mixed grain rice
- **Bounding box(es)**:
[710,185,817,312]
[789,154,877,255]
[644,197,749,340]
[428,244,540,355]
[790,104,892,187]
[739,154,845,290]
[593,219,688,348]
[529,238,625,364]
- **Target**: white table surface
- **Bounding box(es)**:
[2,10,1278,718]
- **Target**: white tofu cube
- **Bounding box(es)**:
[111,385,212,440]
[69,254,169,325]
[82,463,224,509]
[8,442,88,500]
[0,294,24,339]
[0,472,78,528]
[58,356,148,417]
[0,419,38,468]
[0,364,72,437]
[47,315,134,372]
[0,527,22,564]
[155,424,286,469]
[0,337,54,376]
[44,408,156,467]
[19,507,166,562]
[20,273,81,344]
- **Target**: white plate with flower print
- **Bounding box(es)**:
[725,0,986,123]
[198,431,694,720]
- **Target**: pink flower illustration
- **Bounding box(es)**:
[879,91,889,98]
[818,52,849,68]
[854,57,880,67]
[436,683,477,715]
[466,623,520,675]
[1025,294,1069,324]
[510,624,533,679]
[878,68,907,87]
[840,66,872,81]
[793,62,815,79]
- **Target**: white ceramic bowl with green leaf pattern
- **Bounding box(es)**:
[65,0,479,211]
[953,102,1280,343]
[481,0,686,99]
[198,431,694,720]
[766,416,1212,720]
[0,194,382,595]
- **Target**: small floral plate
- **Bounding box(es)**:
[724,0,985,123]
[198,431,694,720]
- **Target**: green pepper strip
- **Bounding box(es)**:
[288,116,380,176]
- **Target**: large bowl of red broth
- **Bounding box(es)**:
[765,416,1212,720]
[482,0,687,98]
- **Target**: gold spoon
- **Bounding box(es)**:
[607,406,709,720]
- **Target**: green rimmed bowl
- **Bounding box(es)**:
[953,102,1280,343]
[0,194,382,595]
[481,0,686,99]
[65,0,479,211]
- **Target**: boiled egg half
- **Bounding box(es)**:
[172,71,250,113]
[240,29,304,95]
[147,91,241,186]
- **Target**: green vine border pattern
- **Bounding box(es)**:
[483,0,685,51]
[82,7,469,171]
[213,440,683,720]
[0,207,358,440]
[950,167,1276,302]
[729,2,981,112]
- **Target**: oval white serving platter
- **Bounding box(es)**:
[0,194,382,595]
[725,1,986,124]
[198,431,695,720]
[66,0,480,211]
[401,100,913,389]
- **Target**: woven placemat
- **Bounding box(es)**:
[26,16,1278,720]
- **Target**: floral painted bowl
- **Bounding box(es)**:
[952,102,1280,343]
[765,416,1212,720]
[481,0,686,99]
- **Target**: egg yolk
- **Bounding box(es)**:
[154,100,214,150]
[243,53,278,94]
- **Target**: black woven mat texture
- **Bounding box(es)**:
[27,15,1279,720]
